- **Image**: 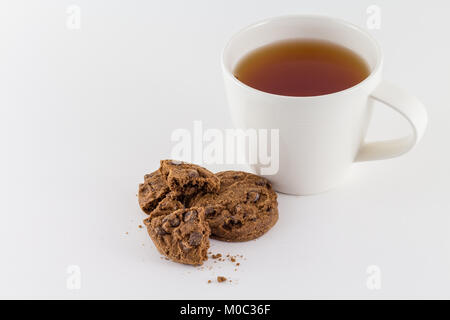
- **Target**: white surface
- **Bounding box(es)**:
[0,0,449,299]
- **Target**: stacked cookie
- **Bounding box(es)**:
[138,160,278,265]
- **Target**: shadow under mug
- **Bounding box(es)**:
[222,15,427,195]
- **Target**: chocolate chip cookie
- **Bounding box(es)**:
[138,170,170,214]
[190,171,278,242]
[159,160,220,197]
[147,207,211,265]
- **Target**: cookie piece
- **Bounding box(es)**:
[143,193,184,226]
[147,207,211,265]
[190,171,278,242]
[138,170,170,214]
[159,160,220,197]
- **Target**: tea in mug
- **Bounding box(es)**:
[233,39,370,97]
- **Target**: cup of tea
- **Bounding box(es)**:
[222,15,427,195]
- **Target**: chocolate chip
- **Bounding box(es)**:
[255,179,267,186]
[183,210,198,222]
[223,218,242,230]
[179,241,191,252]
[244,211,257,221]
[222,222,232,231]
[205,207,216,217]
[230,218,242,227]
[156,226,168,236]
[187,169,199,178]
[169,217,180,227]
[188,232,203,246]
[247,191,260,202]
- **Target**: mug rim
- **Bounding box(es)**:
[221,14,383,99]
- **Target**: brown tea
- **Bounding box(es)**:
[233,39,370,97]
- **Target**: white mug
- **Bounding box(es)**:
[222,15,427,195]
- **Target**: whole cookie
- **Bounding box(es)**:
[159,160,220,197]
[138,170,170,214]
[147,207,211,265]
[190,171,278,242]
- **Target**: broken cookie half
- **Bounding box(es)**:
[146,207,211,265]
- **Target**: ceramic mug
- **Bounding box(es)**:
[222,15,427,195]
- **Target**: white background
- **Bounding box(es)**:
[1,0,449,299]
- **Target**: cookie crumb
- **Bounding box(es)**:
[212,253,222,259]
[217,276,227,283]
[230,257,236,262]
[208,280,212,284]
[138,225,143,229]
[236,263,240,266]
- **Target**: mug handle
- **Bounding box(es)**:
[355,81,428,162]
